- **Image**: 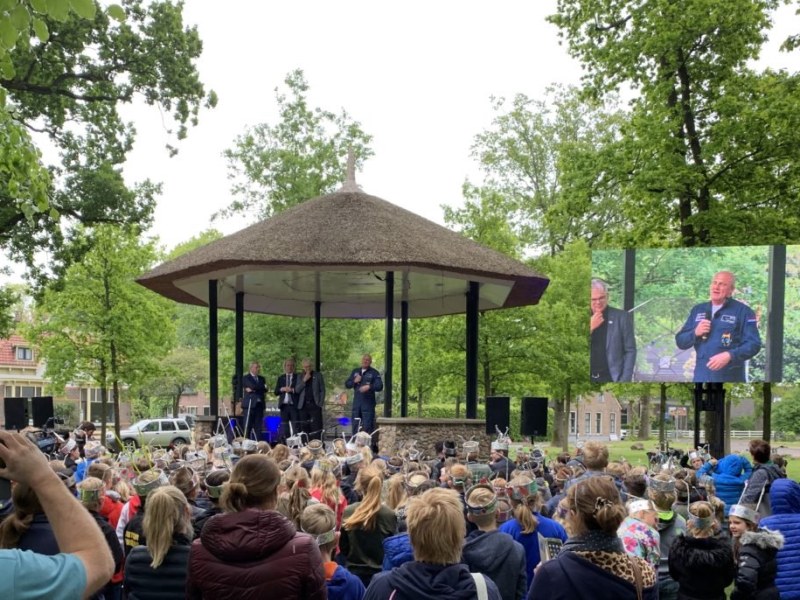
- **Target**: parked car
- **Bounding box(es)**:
[107,418,192,451]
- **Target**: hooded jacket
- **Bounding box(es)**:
[365,561,501,600]
[187,508,326,600]
[668,534,735,600]
[697,454,752,516]
[326,562,366,600]
[462,529,527,600]
[741,462,785,518]
[655,511,686,584]
[382,532,414,571]
[732,528,784,600]
[760,478,800,599]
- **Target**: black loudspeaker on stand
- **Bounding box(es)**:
[485,396,510,435]
[32,396,54,428]
[3,397,27,430]
[521,396,548,438]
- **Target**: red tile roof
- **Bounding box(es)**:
[0,334,37,367]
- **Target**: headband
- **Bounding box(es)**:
[465,484,498,515]
[304,527,336,546]
[628,499,655,515]
[79,487,101,503]
[729,504,758,524]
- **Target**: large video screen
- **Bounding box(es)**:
[591,246,773,384]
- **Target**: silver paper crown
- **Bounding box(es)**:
[308,439,324,457]
[346,452,364,466]
[729,503,758,524]
[133,469,168,497]
[492,426,510,452]
[241,439,258,452]
[465,483,498,515]
[463,440,480,455]
[649,477,676,493]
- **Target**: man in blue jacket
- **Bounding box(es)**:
[345,354,383,434]
[675,271,761,382]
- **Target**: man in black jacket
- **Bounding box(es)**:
[295,357,325,441]
[242,362,266,441]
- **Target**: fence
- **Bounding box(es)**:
[649,429,781,440]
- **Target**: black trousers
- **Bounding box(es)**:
[298,404,323,440]
[279,403,299,443]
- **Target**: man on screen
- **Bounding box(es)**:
[590,279,636,383]
[675,270,761,382]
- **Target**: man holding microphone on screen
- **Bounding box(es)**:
[675,270,761,382]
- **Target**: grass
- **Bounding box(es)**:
[545,440,800,481]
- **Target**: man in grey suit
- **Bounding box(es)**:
[590,279,636,383]
[295,357,326,441]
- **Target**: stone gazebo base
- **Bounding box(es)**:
[376,417,489,459]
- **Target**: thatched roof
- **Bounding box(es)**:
[138,189,549,318]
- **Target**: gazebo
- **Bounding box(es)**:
[138,175,549,446]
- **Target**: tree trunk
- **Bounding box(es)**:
[553,391,564,448]
[638,390,651,440]
[109,340,121,438]
[725,396,732,455]
[173,387,182,418]
[659,383,667,446]
[563,383,572,452]
[99,358,107,445]
[704,410,718,451]
[762,382,772,442]
[416,386,423,417]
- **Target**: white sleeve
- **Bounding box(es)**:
[116,502,131,547]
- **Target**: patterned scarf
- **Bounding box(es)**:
[561,530,624,554]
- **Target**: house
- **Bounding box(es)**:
[0,334,130,427]
[569,390,624,442]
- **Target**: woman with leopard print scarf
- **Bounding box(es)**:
[527,475,657,600]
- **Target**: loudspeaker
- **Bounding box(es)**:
[521,396,548,437]
[3,397,28,430]
[485,396,510,435]
[31,396,54,428]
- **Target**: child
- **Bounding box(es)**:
[618,498,661,569]
[462,484,527,600]
[728,503,783,600]
[302,503,365,600]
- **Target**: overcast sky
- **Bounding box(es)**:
[6,1,800,283]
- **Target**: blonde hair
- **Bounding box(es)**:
[282,464,312,529]
[143,486,192,568]
[343,466,383,532]
[310,464,341,509]
[169,466,198,500]
[301,503,337,555]
[507,475,540,534]
[686,501,718,538]
[221,455,281,513]
[448,463,471,490]
[567,476,626,536]
[465,485,497,529]
[270,444,290,463]
[407,488,465,564]
[385,473,407,511]
[0,482,42,548]
[582,442,609,470]
[87,461,110,481]
[78,477,105,512]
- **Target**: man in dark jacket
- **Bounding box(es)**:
[241,361,266,441]
[345,354,383,435]
[741,439,785,517]
[365,487,501,600]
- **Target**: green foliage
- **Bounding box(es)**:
[1,0,215,285]
[0,284,18,338]
[134,346,207,417]
[28,225,175,436]
[54,400,77,426]
[221,69,373,219]
[731,414,757,430]
[773,393,800,434]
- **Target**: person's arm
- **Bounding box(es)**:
[274,375,283,397]
[675,307,701,350]
[741,468,767,503]
[0,431,114,599]
[371,369,384,393]
[732,546,762,600]
[115,501,130,546]
[295,375,307,394]
[730,308,762,362]
[345,369,356,389]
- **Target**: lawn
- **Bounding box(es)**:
[545,440,800,481]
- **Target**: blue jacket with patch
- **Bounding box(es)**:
[697,454,752,516]
[760,479,800,599]
[675,298,761,382]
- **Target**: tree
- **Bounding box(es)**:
[28,225,175,441]
[549,0,800,248]
[135,346,207,417]
[1,0,215,284]
[221,69,373,219]
[468,86,628,256]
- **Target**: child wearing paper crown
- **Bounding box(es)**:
[728,502,784,600]
[301,503,365,600]
[668,501,734,600]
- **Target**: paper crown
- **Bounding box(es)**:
[133,469,168,497]
[354,432,372,447]
[204,469,230,499]
[84,442,104,458]
[60,438,77,454]
[491,440,509,451]
[405,471,429,490]
[314,458,336,473]
[241,439,258,452]
[507,479,538,500]
[286,435,302,449]
[628,499,656,515]
[729,503,758,524]
[465,484,498,515]
[649,477,676,493]
[307,439,324,457]
[346,452,364,466]
[463,440,479,455]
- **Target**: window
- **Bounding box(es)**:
[569,411,577,434]
[596,413,602,434]
[202,406,211,416]
[15,347,32,361]
[621,407,629,426]
[142,421,159,432]
[178,421,189,431]
[610,413,617,435]
[161,420,176,431]
[185,406,197,415]
[584,413,591,435]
